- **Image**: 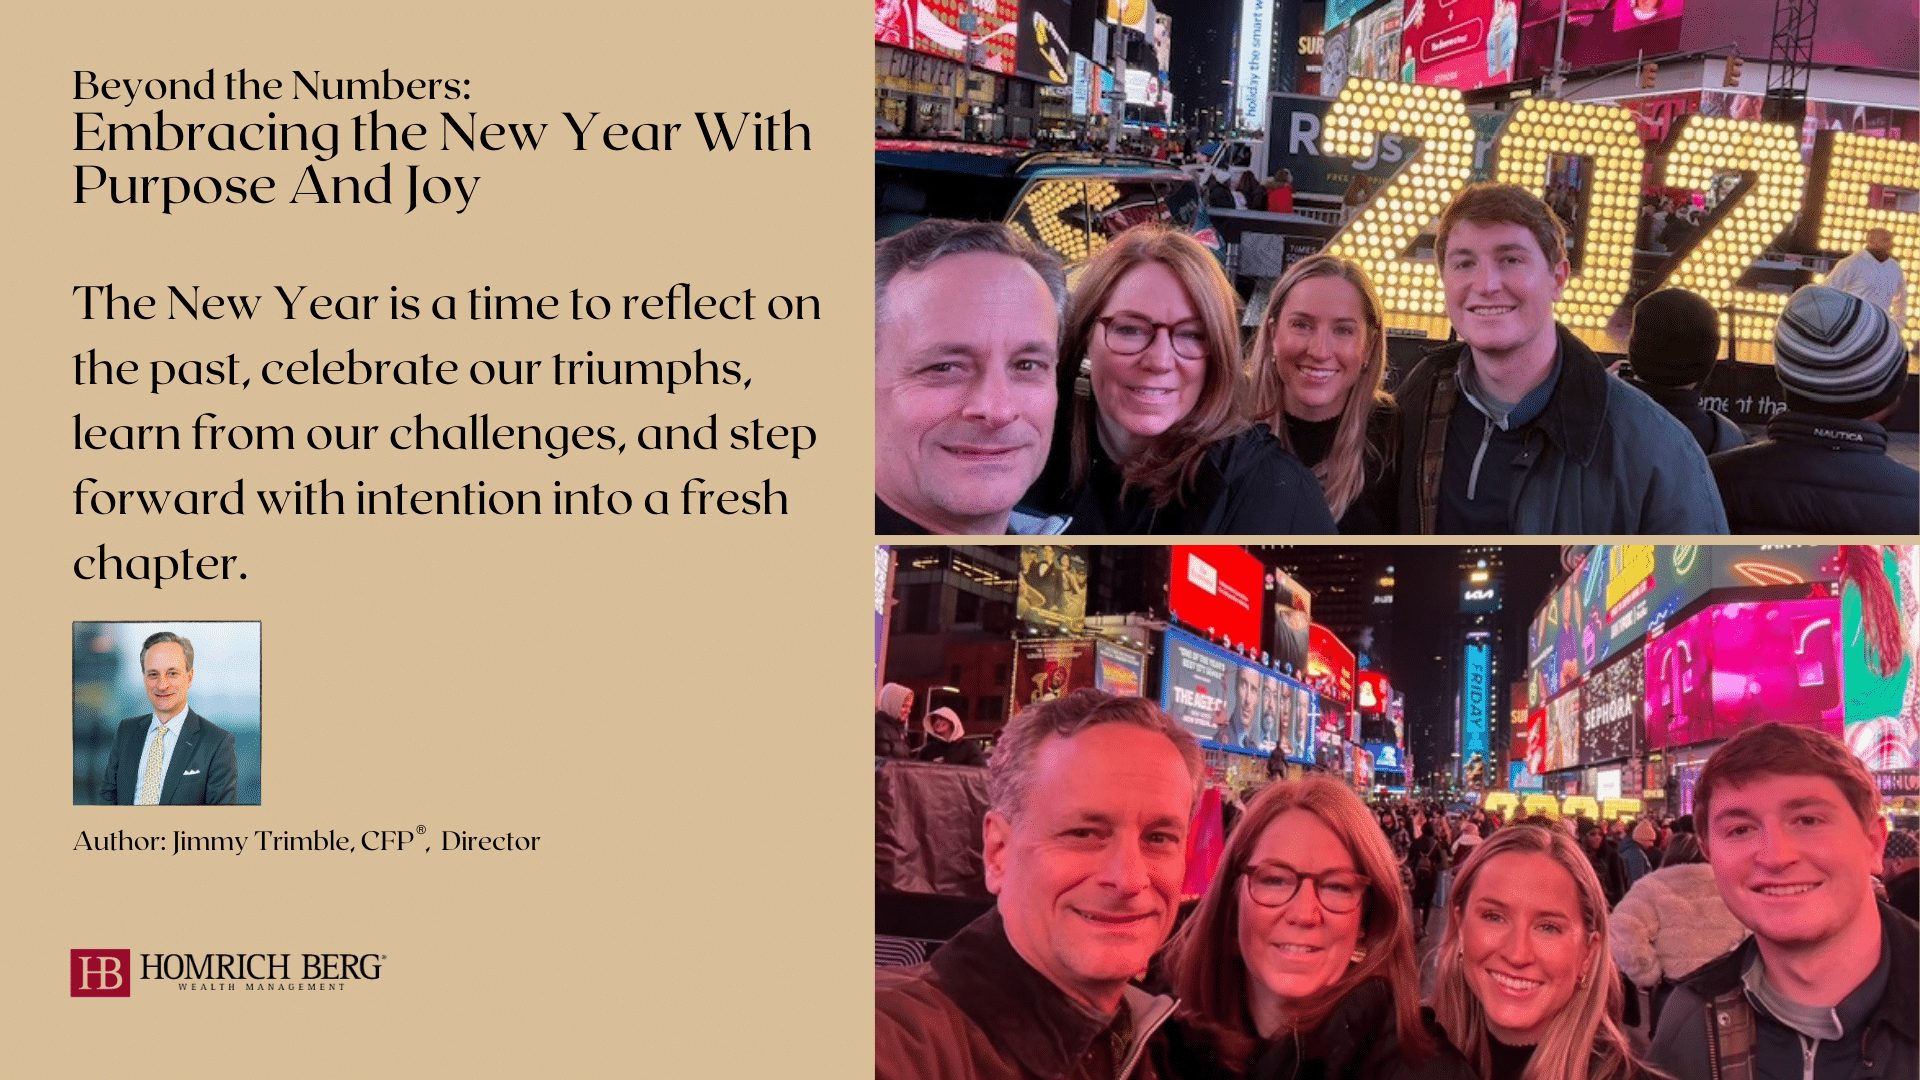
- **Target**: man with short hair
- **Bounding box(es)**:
[1709,284,1917,533]
[876,689,1204,1080]
[1396,183,1728,533]
[99,631,238,805]
[1825,228,1907,325]
[876,220,1069,535]
[1649,724,1917,1080]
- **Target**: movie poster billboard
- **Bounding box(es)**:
[1162,627,1300,753]
[1645,598,1845,750]
[1843,547,1919,772]
[1094,639,1147,698]
[1306,623,1357,705]
[1170,546,1264,652]
[875,0,1021,76]
[1013,638,1097,709]
[1015,0,1074,85]
[1018,544,1087,632]
[1545,686,1582,773]
[1581,646,1644,765]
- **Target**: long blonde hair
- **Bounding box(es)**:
[1063,225,1248,509]
[1165,776,1433,1074]
[1247,254,1392,518]
[1432,824,1652,1080]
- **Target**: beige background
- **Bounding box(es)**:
[7,4,869,1074]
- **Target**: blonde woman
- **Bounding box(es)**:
[1432,824,1663,1080]
[1248,254,1399,532]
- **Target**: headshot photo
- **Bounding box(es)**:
[73,622,262,805]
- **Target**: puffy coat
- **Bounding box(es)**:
[1608,863,1749,989]
[1709,411,1919,534]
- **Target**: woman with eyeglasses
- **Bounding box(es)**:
[1248,253,1399,533]
[1030,225,1337,534]
[1431,824,1664,1080]
[1158,776,1474,1080]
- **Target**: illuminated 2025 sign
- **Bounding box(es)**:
[1323,78,1920,350]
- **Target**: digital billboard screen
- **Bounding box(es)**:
[1094,639,1147,698]
[1018,544,1087,632]
[1843,546,1918,772]
[1644,598,1844,750]
[1545,686,1582,773]
[1170,546,1264,653]
[1365,741,1405,774]
[1272,566,1313,675]
[1161,627,1312,757]
[1014,0,1073,85]
[1307,623,1357,705]
[1463,635,1492,778]
[1581,646,1644,765]
[874,0,1020,76]
[1406,0,1519,91]
[1013,639,1097,709]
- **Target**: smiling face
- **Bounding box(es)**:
[1704,772,1886,952]
[1087,262,1208,461]
[983,724,1194,1013]
[1237,810,1366,1032]
[1458,851,1596,1046]
[142,641,194,723]
[1440,219,1569,380]
[875,251,1059,534]
[1270,274,1371,422]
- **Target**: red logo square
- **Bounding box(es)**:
[72,949,131,996]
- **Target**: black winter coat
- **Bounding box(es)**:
[1709,411,1919,534]
[1158,979,1478,1080]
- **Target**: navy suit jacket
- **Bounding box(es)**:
[99,709,239,805]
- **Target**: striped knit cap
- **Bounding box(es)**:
[1772,284,1908,418]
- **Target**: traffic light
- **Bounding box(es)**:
[1638,62,1659,89]
[1723,56,1744,87]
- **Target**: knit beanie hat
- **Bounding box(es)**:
[1772,285,1909,418]
[1629,288,1721,387]
[1632,819,1656,845]
[1887,829,1918,862]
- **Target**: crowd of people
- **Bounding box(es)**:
[875,689,1919,1080]
[874,184,1917,536]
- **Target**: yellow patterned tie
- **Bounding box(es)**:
[137,724,170,805]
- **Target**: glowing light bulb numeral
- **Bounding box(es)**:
[1493,100,1641,329]
[1320,78,1474,319]
[1010,179,1123,267]
[1804,131,1920,353]
[1658,116,1806,348]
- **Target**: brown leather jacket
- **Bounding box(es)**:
[877,910,1178,1080]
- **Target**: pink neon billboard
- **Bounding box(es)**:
[1644,598,1843,750]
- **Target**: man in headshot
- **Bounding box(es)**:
[875,220,1069,535]
[1396,183,1728,533]
[876,689,1202,1080]
[99,631,237,805]
[1650,724,1916,1080]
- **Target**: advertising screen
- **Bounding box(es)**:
[874,0,1020,76]
[1406,0,1519,91]
[1235,0,1274,129]
[1843,546,1919,772]
[1346,1,1406,83]
[1272,566,1313,675]
[1365,741,1404,773]
[1509,758,1544,792]
[1354,745,1374,789]
[1170,546,1264,652]
[1095,639,1147,698]
[1545,686,1582,773]
[1581,646,1644,765]
[1161,627,1309,755]
[1525,707,1547,773]
[1644,598,1844,750]
[1357,670,1390,713]
[1013,638,1097,709]
[1015,0,1073,85]
[876,545,892,690]
[1306,623,1357,705]
[1018,544,1088,632]
[1463,635,1492,778]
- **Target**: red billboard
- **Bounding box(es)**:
[874,0,1019,76]
[1170,546,1264,653]
[1306,623,1357,706]
[1405,0,1521,91]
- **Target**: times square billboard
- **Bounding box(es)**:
[1844,547,1919,773]
[1527,546,1843,710]
[1462,634,1491,781]
[1162,626,1317,759]
[874,0,1020,75]
[1170,546,1265,654]
[1643,597,1844,751]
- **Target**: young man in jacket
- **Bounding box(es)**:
[1397,183,1728,533]
[876,690,1204,1080]
[1649,724,1917,1080]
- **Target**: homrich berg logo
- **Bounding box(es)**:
[71,949,131,996]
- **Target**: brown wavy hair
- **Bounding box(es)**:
[1164,775,1433,1074]
[1247,254,1393,519]
[1063,225,1248,509]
